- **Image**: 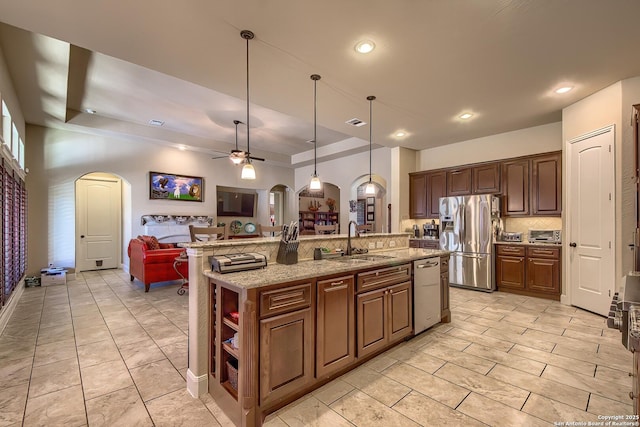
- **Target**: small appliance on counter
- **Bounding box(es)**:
[528,229,562,244]
[210,253,267,273]
[413,224,421,238]
[501,232,523,242]
[423,220,439,240]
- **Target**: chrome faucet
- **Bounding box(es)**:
[346,220,360,256]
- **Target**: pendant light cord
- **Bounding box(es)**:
[311,74,321,176]
[367,95,376,183]
[241,30,255,163]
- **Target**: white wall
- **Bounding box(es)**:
[25,125,294,275]
[418,122,562,171]
[294,146,392,232]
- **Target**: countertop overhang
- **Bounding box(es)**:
[204,248,448,289]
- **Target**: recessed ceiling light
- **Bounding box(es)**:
[149,119,165,126]
[85,108,96,114]
[394,131,407,138]
[555,86,573,94]
[355,40,376,54]
[178,145,187,151]
[459,113,473,120]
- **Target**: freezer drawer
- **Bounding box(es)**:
[449,252,494,291]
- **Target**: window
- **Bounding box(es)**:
[1,100,10,148]
[11,123,18,160]
[18,138,24,169]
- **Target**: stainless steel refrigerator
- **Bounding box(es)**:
[439,194,500,291]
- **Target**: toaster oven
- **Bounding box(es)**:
[528,229,562,244]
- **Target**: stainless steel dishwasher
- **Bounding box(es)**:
[413,258,441,334]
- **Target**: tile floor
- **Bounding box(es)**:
[0,269,634,426]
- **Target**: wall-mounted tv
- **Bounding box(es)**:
[216,188,256,217]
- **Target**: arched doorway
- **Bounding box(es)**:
[298,183,340,235]
[75,172,129,272]
[351,175,387,233]
[269,184,290,227]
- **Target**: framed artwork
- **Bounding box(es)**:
[367,213,375,221]
[367,205,375,213]
[366,197,375,204]
[149,171,203,202]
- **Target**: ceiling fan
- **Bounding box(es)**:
[212,119,265,164]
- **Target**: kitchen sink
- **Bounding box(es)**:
[328,254,394,263]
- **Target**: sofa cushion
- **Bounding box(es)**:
[139,235,160,250]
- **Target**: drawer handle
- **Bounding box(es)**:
[533,250,554,254]
[330,280,345,286]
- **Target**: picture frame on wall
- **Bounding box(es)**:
[366,197,375,204]
[367,213,374,221]
[367,205,374,213]
[149,171,203,202]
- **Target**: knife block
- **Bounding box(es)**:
[276,241,299,265]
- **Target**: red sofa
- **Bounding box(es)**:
[128,236,188,292]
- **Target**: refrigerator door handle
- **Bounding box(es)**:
[461,254,483,259]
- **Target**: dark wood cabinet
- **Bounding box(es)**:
[409,151,562,219]
[440,255,451,323]
[260,307,314,405]
[388,282,412,342]
[526,247,560,295]
[316,275,355,379]
[495,244,561,300]
[495,245,526,290]
[502,159,530,216]
[409,172,428,218]
[531,153,562,216]
[426,171,447,218]
[447,168,472,195]
[409,239,439,249]
[356,287,387,358]
[473,163,501,194]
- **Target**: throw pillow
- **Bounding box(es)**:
[140,235,160,250]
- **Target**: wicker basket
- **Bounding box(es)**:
[226,359,238,391]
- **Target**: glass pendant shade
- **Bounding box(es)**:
[365,181,376,195]
[231,156,244,165]
[241,161,256,180]
[309,174,322,190]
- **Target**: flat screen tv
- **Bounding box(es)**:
[217,190,256,217]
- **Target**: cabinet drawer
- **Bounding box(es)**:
[357,264,411,293]
[440,255,449,273]
[527,246,560,259]
[496,245,525,256]
[260,282,312,318]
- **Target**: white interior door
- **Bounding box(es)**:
[76,175,121,272]
[568,126,615,316]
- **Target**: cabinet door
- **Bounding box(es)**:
[502,159,530,216]
[531,153,562,216]
[426,171,447,218]
[495,255,526,290]
[472,163,501,194]
[356,288,387,358]
[409,173,428,219]
[260,308,314,405]
[527,257,560,295]
[388,282,412,342]
[316,276,355,378]
[440,271,450,323]
[447,168,472,196]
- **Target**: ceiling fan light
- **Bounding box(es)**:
[365,181,376,195]
[241,161,256,180]
[231,157,244,165]
[309,174,322,190]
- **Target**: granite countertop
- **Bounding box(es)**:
[204,248,449,289]
[494,241,563,248]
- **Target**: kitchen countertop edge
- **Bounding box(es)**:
[204,248,449,289]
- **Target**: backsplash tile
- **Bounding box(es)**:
[503,217,562,235]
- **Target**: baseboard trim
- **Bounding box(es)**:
[186,369,208,398]
[0,281,25,335]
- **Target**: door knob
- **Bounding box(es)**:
[569,242,577,247]
[80,235,85,238]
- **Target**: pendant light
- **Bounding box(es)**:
[230,119,244,165]
[240,30,256,180]
[365,95,376,195]
[309,74,322,191]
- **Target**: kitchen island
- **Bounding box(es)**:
[181,234,449,426]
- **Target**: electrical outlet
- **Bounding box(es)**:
[376,241,384,249]
[389,241,396,247]
[368,242,376,249]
